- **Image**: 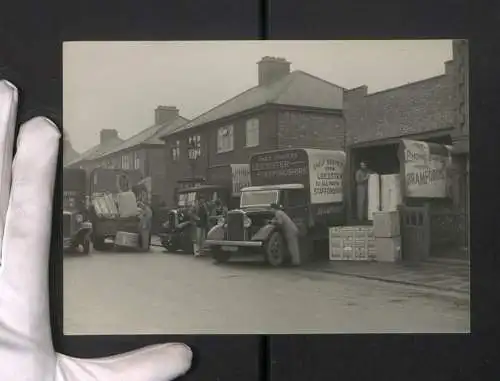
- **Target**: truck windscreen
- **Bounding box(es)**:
[240,190,279,208]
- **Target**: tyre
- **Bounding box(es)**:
[212,248,231,264]
[265,232,287,267]
[93,236,106,251]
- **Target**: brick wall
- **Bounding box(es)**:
[277,109,345,150]
[345,75,454,145]
[146,147,168,201]
[161,106,348,206]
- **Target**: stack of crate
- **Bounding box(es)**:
[373,211,401,262]
[329,226,376,261]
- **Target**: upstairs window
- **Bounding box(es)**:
[217,125,234,153]
[245,118,260,147]
[133,151,141,170]
[171,140,180,161]
[121,155,130,170]
[188,135,201,159]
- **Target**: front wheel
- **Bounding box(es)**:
[265,232,287,267]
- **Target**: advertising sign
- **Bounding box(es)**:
[400,139,452,198]
[306,149,346,204]
[250,149,309,186]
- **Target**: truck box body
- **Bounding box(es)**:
[250,148,346,204]
[250,148,347,226]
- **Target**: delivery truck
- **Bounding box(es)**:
[204,148,347,266]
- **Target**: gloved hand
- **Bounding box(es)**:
[0,80,192,381]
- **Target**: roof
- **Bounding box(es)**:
[66,136,124,167]
[345,75,454,145]
[66,116,188,166]
[161,70,345,138]
[94,116,189,159]
[241,184,305,192]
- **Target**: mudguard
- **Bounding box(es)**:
[251,224,278,242]
[207,224,225,241]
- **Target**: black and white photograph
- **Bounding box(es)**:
[63,40,470,335]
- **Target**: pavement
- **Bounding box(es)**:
[63,244,470,335]
[303,258,470,296]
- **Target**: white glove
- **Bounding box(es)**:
[0,80,192,381]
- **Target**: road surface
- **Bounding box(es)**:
[63,246,469,335]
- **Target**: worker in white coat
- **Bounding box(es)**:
[270,203,301,266]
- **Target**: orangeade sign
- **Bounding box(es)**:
[400,139,452,198]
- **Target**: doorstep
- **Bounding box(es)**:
[304,259,470,295]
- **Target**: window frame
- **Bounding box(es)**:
[171,140,181,161]
[133,151,141,170]
[245,118,260,148]
[121,154,130,170]
[188,134,202,159]
[217,125,234,154]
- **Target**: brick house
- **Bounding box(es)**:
[159,56,346,207]
[66,106,188,205]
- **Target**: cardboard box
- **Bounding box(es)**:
[375,236,402,262]
[329,226,376,261]
[373,211,400,238]
[380,174,402,212]
[117,191,139,218]
[367,174,380,221]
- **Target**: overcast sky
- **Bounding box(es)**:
[63,40,452,153]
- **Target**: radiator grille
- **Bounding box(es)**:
[226,211,245,241]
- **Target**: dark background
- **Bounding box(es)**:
[1,0,499,380]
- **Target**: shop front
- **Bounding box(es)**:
[346,131,468,261]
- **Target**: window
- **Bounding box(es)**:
[188,135,201,159]
[245,118,259,147]
[134,152,141,170]
[171,140,180,161]
[121,154,130,170]
[217,125,234,153]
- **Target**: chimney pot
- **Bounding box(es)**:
[257,56,291,86]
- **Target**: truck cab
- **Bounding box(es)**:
[159,184,231,253]
[204,148,346,266]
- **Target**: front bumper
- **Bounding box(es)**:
[205,240,263,248]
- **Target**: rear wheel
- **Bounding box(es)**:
[265,232,286,267]
[93,235,106,251]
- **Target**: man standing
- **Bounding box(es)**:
[137,201,153,251]
[270,203,301,266]
[355,161,371,222]
[193,197,209,256]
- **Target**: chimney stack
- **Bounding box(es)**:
[155,106,179,125]
[100,129,119,145]
[257,56,291,86]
